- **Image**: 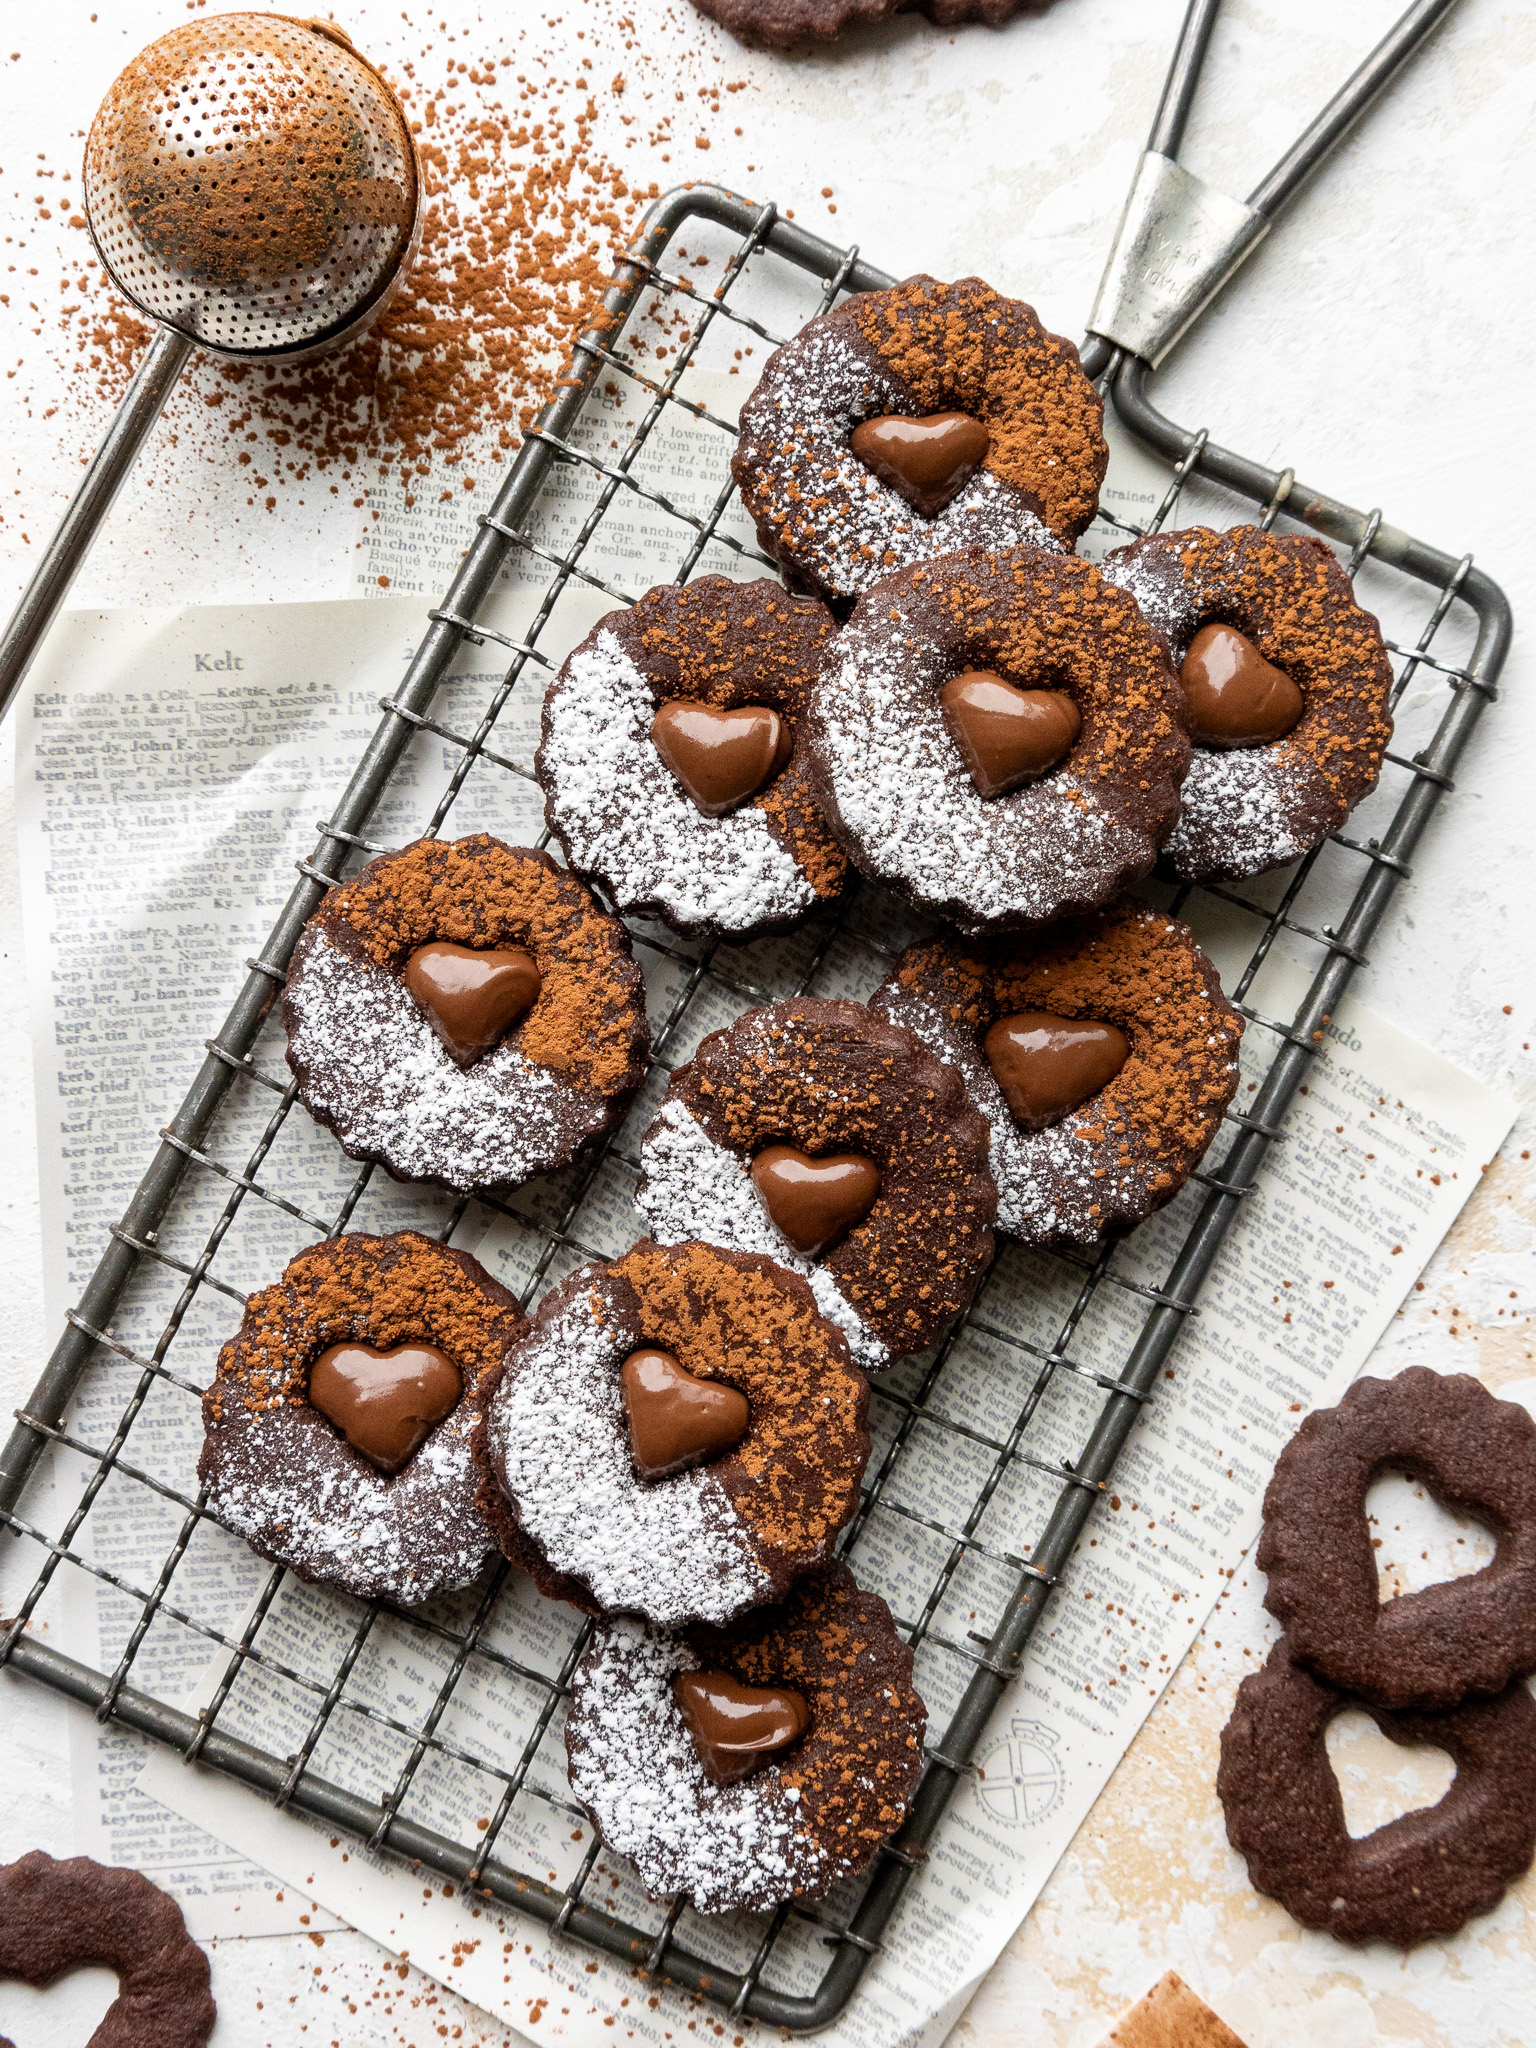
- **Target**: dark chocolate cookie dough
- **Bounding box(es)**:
[284,835,649,1193]
[692,0,1044,50]
[735,275,1105,605]
[1102,526,1393,883]
[472,1238,869,1627]
[536,577,846,939]
[566,1565,926,1913]
[872,901,1242,1249]
[635,997,997,1369]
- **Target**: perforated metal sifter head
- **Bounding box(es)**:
[83,13,419,361]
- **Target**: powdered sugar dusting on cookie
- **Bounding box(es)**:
[539,629,816,934]
[285,933,598,1190]
[565,1618,823,1913]
[482,1279,769,1625]
[634,1099,887,1371]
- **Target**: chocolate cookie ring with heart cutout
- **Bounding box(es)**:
[284,834,649,1193]
[471,1239,870,1626]
[1102,525,1393,884]
[1218,1638,1536,1946]
[200,1230,526,1603]
[871,901,1243,1250]
[734,273,1106,607]
[806,546,1189,935]
[536,576,846,940]
[0,1851,216,2048]
[1257,1368,1536,1710]
[633,998,997,1370]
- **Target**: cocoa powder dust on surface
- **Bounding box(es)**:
[3,3,753,546]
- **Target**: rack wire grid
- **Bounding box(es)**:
[0,184,1511,2033]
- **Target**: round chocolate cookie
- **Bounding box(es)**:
[1218,1639,1536,1946]
[536,577,847,939]
[871,901,1243,1249]
[472,1239,869,1627]
[0,1851,215,2048]
[734,275,1106,606]
[200,1230,524,1603]
[634,997,996,1370]
[1257,1368,1536,1710]
[690,0,1042,47]
[284,835,649,1193]
[805,547,1188,935]
[565,1564,925,1914]
[1101,525,1393,884]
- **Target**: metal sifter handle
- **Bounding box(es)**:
[1083,0,1462,375]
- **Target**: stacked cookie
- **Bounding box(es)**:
[197,272,1395,1920]
[1220,1370,1536,1945]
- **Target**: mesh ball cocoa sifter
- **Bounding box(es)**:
[0,12,421,716]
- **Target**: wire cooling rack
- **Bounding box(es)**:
[0,185,1511,2032]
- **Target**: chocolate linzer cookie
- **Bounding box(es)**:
[0,1851,216,2048]
[691,0,1042,50]
[284,835,649,1192]
[200,1230,524,1603]
[1218,1638,1536,1946]
[734,275,1106,606]
[871,902,1243,1249]
[634,997,996,1370]
[1101,526,1393,883]
[806,546,1188,935]
[565,1564,925,1913]
[536,578,847,939]
[471,1239,869,1627]
[1257,1368,1536,1710]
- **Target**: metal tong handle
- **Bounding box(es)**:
[0,326,194,724]
[1085,0,1461,372]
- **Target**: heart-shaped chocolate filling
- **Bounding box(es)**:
[849,410,991,517]
[309,1340,462,1474]
[403,941,541,1067]
[620,1346,750,1481]
[749,1143,881,1260]
[941,670,1081,798]
[651,700,793,817]
[672,1667,810,1784]
[985,1011,1130,1133]
[1179,623,1304,749]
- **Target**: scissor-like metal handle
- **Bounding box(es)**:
[1086,0,1461,370]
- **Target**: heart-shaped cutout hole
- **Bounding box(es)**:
[849,410,991,517]
[1179,623,1303,750]
[309,1341,462,1474]
[403,941,541,1067]
[1326,1705,1457,1839]
[1367,1467,1498,1605]
[0,1965,120,2047]
[985,1011,1130,1133]
[650,700,793,817]
[673,1667,810,1783]
[750,1144,881,1259]
[620,1347,750,1481]
[940,671,1081,798]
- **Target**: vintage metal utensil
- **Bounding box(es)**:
[0,12,420,718]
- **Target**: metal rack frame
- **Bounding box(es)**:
[0,183,1510,2033]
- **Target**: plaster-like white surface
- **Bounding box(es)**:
[1,2,1533,2044]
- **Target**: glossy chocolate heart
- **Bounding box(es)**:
[403,941,541,1067]
[651,700,793,817]
[849,410,991,517]
[941,671,1081,799]
[620,1347,750,1481]
[673,1667,810,1784]
[309,1341,462,1474]
[985,1011,1130,1133]
[749,1144,881,1260]
[1179,623,1304,749]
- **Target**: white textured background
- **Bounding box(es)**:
[1,1,1534,2043]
